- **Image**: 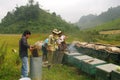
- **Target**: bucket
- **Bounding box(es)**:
[30,56,42,80]
[19,77,31,80]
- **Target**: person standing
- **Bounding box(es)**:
[57,31,67,64]
[42,38,49,62]
[19,30,32,77]
[47,29,59,67]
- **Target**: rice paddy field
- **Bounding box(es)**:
[0,34,94,80]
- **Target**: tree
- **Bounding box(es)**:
[28,0,34,5]
[0,0,79,34]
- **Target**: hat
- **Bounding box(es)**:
[57,30,62,34]
[52,29,59,34]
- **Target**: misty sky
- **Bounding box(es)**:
[0,0,120,23]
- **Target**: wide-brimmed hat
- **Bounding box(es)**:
[57,30,62,34]
[52,29,59,34]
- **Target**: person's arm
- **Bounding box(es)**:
[61,35,66,42]
[48,35,52,46]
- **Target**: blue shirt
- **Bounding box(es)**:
[42,38,49,47]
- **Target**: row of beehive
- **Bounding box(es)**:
[75,41,120,53]
[63,52,120,80]
[75,45,120,64]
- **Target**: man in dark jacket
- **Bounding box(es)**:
[19,30,32,77]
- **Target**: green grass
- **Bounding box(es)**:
[42,64,93,80]
[0,34,94,80]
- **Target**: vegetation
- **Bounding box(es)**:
[0,34,94,80]
[0,0,79,34]
[76,18,120,46]
[0,0,120,79]
[76,6,120,29]
[88,18,120,31]
[42,65,93,80]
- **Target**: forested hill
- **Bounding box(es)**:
[88,18,120,32]
[0,1,79,34]
[76,6,120,29]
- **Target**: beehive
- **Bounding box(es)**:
[81,58,106,75]
[111,70,120,80]
[73,55,93,69]
[96,63,119,80]
[63,52,82,65]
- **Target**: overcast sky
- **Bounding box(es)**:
[0,0,120,23]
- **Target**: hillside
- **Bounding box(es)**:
[76,6,120,29]
[73,18,120,45]
[88,18,120,31]
[0,1,79,34]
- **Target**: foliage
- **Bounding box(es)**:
[76,18,120,45]
[89,18,120,31]
[42,65,93,80]
[76,6,120,29]
[0,34,94,80]
[0,42,8,66]
[0,0,79,34]
[0,40,20,80]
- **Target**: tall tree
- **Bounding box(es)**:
[29,0,34,5]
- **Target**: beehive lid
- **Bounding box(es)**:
[96,63,119,72]
[65,52,82,56]
[83,58,106,65]
[74,55,93,60]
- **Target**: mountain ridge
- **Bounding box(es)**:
[76,6,120,29]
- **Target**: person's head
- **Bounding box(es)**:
[22,30,31,38]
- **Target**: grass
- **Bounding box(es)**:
[42,64,94,80]
[0,34,94,80]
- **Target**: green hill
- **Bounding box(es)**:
[76,6,120,29]
[88,18,120,31]
[0,1,79,34]
[75,18,120,44]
